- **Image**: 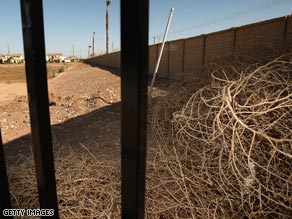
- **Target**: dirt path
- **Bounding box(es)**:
[0,83,27,105]
[0,63,121,164]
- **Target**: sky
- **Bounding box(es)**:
[0,0,292,58]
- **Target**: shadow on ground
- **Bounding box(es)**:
[83,62,121,78]
[82,62,170,84]
[4,102,121,166]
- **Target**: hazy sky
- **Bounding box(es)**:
[0,0,291,58]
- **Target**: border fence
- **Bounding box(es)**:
[85,14,292,80]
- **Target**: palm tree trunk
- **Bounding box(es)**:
[106,7,109,54]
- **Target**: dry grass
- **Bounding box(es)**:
[0,63,71,83]
[8,149,121,219]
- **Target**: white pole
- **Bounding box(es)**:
[149,8,174,97]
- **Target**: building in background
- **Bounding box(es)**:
[9,54,24,64]
[0,54,24,64]
[64,55,79,63]
[46,53,63,63]
[0,53,79,64]
[0,54,8,63]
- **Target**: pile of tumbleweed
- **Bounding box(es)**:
[150,53,292,218]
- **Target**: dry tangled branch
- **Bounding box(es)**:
[8,150,121,219]
[150,53,292,218]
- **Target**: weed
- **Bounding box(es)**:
[52,70,56,78]
[58,67,65,73]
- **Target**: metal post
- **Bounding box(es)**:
[0,131,12,218]
[284,17,288,41]
[233,28,237,52]
[152,36,156,44]
[182,39,185,78]
[121,0,149,218]
[167,42,170,78]
[202,35,206,65]
[149,8,174,97]
[20,0,59,218]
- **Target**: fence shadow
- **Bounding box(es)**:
[82,61,170,84]
[4,102,121,167]
[83,62,121,78]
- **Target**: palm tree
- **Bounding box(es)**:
[106,0,111,54]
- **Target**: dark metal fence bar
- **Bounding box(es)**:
[0,131,12,218]
[284,17,288,41]
[20,0,59,217]
[121,0,149,218]
[233,27,237,52]
[202,34,206,66]
[167,42,170,79]
[182,39,186,79]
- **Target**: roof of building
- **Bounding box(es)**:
[0,54,23,59]
[0,54,18,57]
[47,53,63,56]
[10,54,23,57]
[65,55,78,59]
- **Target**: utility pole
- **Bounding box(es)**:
[112,42,114,52]
[152,35,162,44]
[92,32,95,56]
[88,45,91,58]
[106,0,111,54]
[72,45,75,56]
[7,45,10,55]
[157,35,161,43]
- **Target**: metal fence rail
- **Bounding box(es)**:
[0,0,149,218]
[0,132,12,218]
[20,0,60,217]
[121,0,149,218]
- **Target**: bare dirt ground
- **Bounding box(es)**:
[0,83,27,105]
[0,62,121,164]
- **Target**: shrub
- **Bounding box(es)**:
[58,67,64,73]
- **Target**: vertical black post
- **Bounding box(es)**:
[0,131,12,218]
[182,39,186,79]
[233,27,237,52]
[202,35,206,66]
[284,17,288,41]
[167,42,170,79]
[20,0,59,218]
[121,0,149,218]
[156,44,159,61]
